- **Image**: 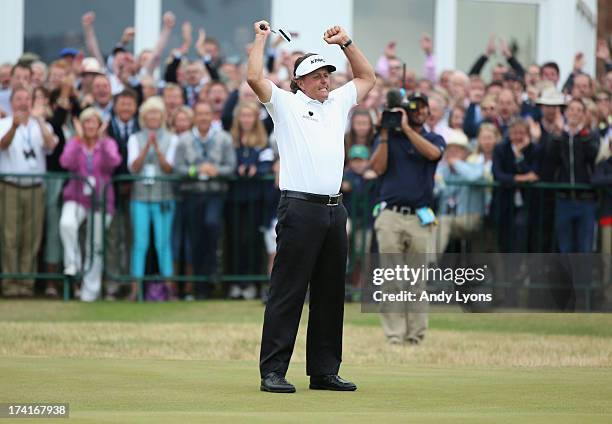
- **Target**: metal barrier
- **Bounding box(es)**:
[0,173,96,300]
[1,172,608,310]
[100,174,277,301]
[344,179,609,311]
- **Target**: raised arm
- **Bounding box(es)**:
[468,34,496,76]
[143,12,176,76]
[195,27,220,81]
[420,33,436,82]
[246,20,273,103]
[323,26,375,103]
[81,12,106,71]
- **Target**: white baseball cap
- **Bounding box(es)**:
[294,54,336,78]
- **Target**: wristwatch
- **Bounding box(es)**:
[340,39,353,50]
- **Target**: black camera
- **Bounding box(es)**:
[380,89,404,129]
[380,110,402,129]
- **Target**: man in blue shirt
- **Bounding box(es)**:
[370,91,446,345]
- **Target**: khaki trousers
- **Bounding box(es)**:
[374,209,435,343]
[434,213,483,254]
[0,182,44,296]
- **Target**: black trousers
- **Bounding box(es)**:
[259,197,348,377]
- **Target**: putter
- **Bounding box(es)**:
[259,23,291,42]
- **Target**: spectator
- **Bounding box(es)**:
[448,71,469,108]
[226,101,274,299]
[497,88,519,135]
[526,64,540,87]
[59,108,121,301]
[200,80,229,131]
[535,86,566,140]
[464,94,499,140]
[375,41,403,86]
[0,63,11,90]
[591,135,612,310]
[46,60,68,92]
[594,90,610,138]
[341,144,377,288]
[492,118,541,253]
[448,105,466,131]
[139,74,158,101]
[0,63,32,116]
[540,62,560,87]
[105,88,140,299]
[162,83,185,127]
[127,96,179,299]
[427,91,450,137]
[34,83,68,298]
[30,61,47,89]
[472,123,502,214]
[81,10,175,83]
[184,61,208,107]
[170,105,195,299]
[169,105,194,136]
[468,35,525,81]
[222,81,273,134]
[345,108,375,154]
[370,91,446,345]
[0,86,58,296]
[87,75,113,121]
[436,129,485,253]
[78,57,105,100]
[173,101,236,299]
[570,73,594,100]
[435,130,485,253]
[541,98,599,253]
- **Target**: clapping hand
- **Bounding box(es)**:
[72,117,84,140]
[527,117,541,142]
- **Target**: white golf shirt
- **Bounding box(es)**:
[0,116,55,185]
[262,80,357,195]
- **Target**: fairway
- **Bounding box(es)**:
[1,301,612,423]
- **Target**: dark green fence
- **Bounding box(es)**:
[1,173,609,309]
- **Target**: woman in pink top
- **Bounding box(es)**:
[59,107,121,301]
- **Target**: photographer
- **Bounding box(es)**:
[370,91,446,345]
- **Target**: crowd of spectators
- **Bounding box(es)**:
[0,11,611,301]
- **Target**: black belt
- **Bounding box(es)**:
[557,190,596,201]
[281,190,343,206]
[388,205,416,215]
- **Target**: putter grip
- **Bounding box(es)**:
[259,24,266,30]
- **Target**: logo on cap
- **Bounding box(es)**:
[311,58,325,64]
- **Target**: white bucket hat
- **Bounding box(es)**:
[445,129,471,150]
[536,86,566,106]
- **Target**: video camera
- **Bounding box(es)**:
[380,90,430,129]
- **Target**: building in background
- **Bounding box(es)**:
[0,0,601,83]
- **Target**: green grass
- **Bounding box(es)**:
[2,300,612,337]
[2,358,611,423]
[1,301,612,423]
